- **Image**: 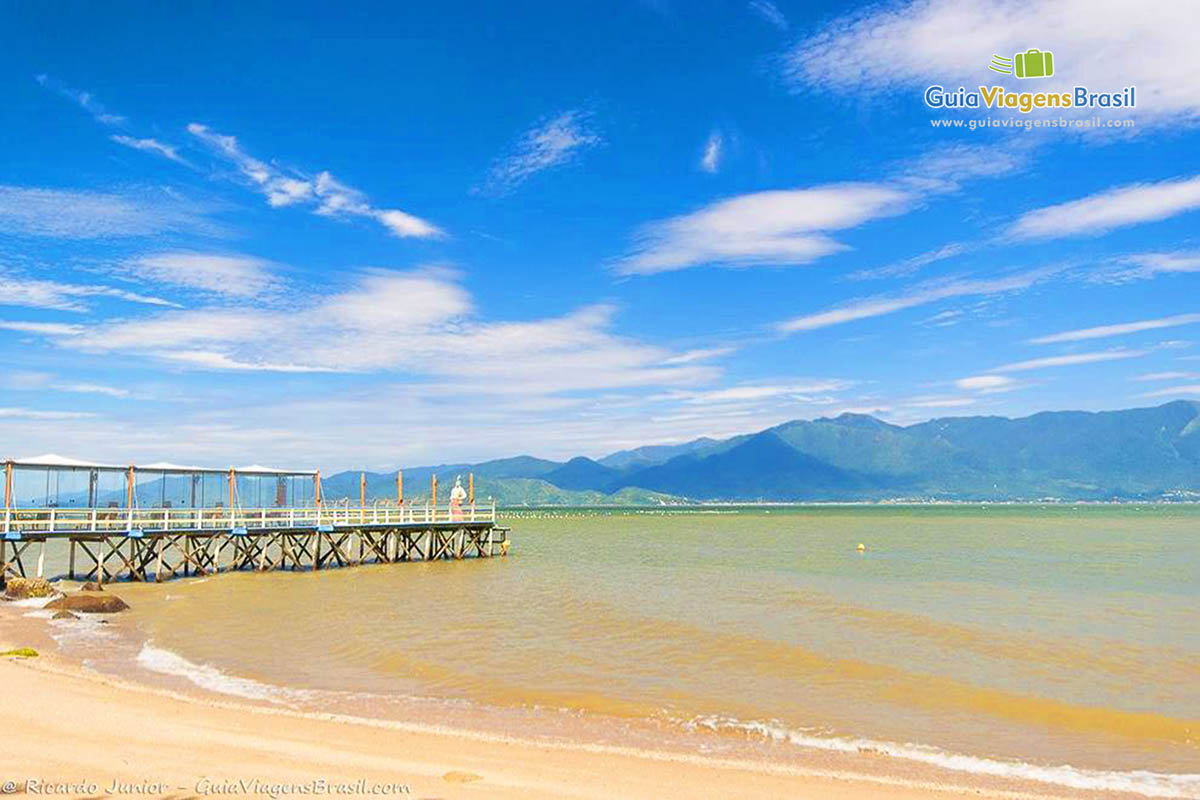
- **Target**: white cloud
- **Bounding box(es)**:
[955,375,1017,392]
[1029,313,1200,344]
[660,347,735,365]
[51,382,130,398]
[187,124,441,238]
[25,269,717,398]
[0,407,96,420]
[35,74,125,126]
[896,143,1030,193]
[0,271,179,312]
[849,242,968,281]
[1135,371,1198,382]
[0,185,216,239]
[478,110,601,196]
[1108,251,1200,281]
[749,0,788,30]
[110,135,188,165]
[907,396,976,408]
[0,321,86,336]
[663,380,853,405]
[620,183,911,275]
[122,252,278,298]
[782,0,1200,125]
[993,349,1147,373]
[1139,384,1200,398]
[778,268,1053,332]
[700,131,723,173]
[1009,175,1200,240]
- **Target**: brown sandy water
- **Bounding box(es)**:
[31,506,1200,797]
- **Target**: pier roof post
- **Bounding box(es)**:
[360,471,366,507]
[228,467,236,527]
[397,469,403,505]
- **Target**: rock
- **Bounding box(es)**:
[52,610,79,620]
[45,593,129,614]
[0,647,38,658]
[3,577,56,600]
[80,581,104,592]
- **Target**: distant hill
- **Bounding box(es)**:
[323,401,1200,504]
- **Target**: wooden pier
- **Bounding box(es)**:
[1,456,509,585]
[1,504,507,584]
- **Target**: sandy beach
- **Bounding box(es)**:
[0,614,1100,800]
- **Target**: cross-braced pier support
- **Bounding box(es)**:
[8,523,510,586]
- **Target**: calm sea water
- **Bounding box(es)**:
[81,507,1200,794]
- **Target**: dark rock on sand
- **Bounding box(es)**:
[52,610,79,620]
[81,581,104,592]
[46,593,129,614]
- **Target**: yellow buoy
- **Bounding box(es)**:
[856,543,866,552]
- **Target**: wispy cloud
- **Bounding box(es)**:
[662,380,852,405]
[955,375,1018,392]
[1105,251,1200,282]
[21,269,718,400]
[0,407,96,420]
[0,321,87,336]
[748,0,788,30]
[121,252,279,298]
[35,74,125,126]
[477,110,601,196]
[110,135,188,165]
[660,347,735,366]
[0,372,131,398]
[781,0,1200,125]
[620,183,911,275]
[848,242,968,281]
[0,185,217,239]
[699,131,723,174]
[0,271,179,312]
[1009,175,1200,240]
[907,396,976,408]
[1139,384,1200,398]
[993,349,1148,373]
[896,143,1031,194]
[778,268,1054,333]
[187,124,442,238]
[1135,371,1199,382]
[1029,313,1200,344]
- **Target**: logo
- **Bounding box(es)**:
[923,46,1134,115]
[989,49,1055,79]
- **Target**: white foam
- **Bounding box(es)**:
[136,643,308,705]
[7,594,59,609]
[682,715,1200,798]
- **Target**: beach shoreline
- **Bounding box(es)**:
[0,602,1159,800]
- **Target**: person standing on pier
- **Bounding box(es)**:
[449,475,467,521]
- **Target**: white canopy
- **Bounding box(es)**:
[14,453,124,469]
[237,464,318,476]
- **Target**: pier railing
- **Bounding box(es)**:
[1,501,497,536]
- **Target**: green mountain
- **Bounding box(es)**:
[324,401,1200,504]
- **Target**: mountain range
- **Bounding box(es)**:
[322,400,1200,504]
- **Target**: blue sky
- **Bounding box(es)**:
[2,0,1199,470]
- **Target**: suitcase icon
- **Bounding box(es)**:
[1014,49,1054,79]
